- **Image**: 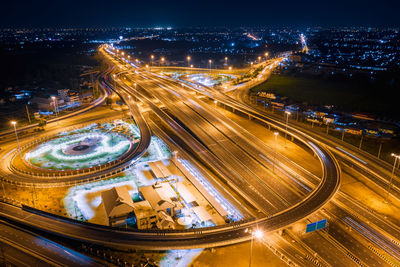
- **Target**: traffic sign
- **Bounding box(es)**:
[306,219,327,233]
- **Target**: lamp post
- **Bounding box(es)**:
[258,56,261,63]
[150,55,154,66]
[51,96,59,123]
[284,111,291,145]
[127,95,132,119]
[208,59,212,75]
[273,132,279,173]
[386,153,400,202]
[264,52,269,61]
[11,121,22,158]
[161,57,165,66]
[225,56,228,66]
[187,56,191,67]
[249,229,263,267]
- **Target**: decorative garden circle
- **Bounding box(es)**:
[24,132,133,171]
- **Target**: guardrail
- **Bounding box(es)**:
[0,48,342,250]
[0,78,151,188]
[8,121,137,179]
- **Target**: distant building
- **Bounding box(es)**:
[139,183,182,217]
[101,187,135,227]
[132,200,157,229]
[58,89,70,101]
[30,97,62,111]
[156,211,175,230]
[323,115,335,124]
[353,112,376,121]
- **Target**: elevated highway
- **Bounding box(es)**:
[0,46,341,250]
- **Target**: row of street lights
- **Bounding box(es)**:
[112,45,268,69]
[279,108,400,204]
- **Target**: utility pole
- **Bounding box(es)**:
[377,142,383,159]
[273,132,279,173]
[284,111,291,146]
[25,104,31,124]
[386,153,399,202]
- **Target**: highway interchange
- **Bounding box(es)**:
[0,44,399,266]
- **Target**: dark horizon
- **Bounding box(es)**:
[1,0,399,29]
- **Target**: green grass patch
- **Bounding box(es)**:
[250,75,361,106]
[250,74,399,118]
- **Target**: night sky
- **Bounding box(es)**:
[1,0,399,28]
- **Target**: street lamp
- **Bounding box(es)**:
[258,56,261,62]
[284,111,291,145]
[225,56,228,66]
[112,74,117,88]
[51,96,59,121]
[273,132,279,173]
[208,59,212,75]
[264,52,269,61]
[386,153,400,202]
[187,56,191,67]
[150,55,154,66]
[127,95,133,118]
[11,121,22,158]
[161,57,165,65]
[249,229,263,267]
[229,66,232,71]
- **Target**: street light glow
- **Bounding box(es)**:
[11,121,16,125]
[254,230,263,239]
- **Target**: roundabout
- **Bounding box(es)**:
[1,118,151,186]
[24,132,132,171]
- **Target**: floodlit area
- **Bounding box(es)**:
[185,73,236,87]
[63,130,242,230]
[23,120,139,170]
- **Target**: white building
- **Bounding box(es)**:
[101,187,135,227]
[133,200,157,230]
[139,183,182,217]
